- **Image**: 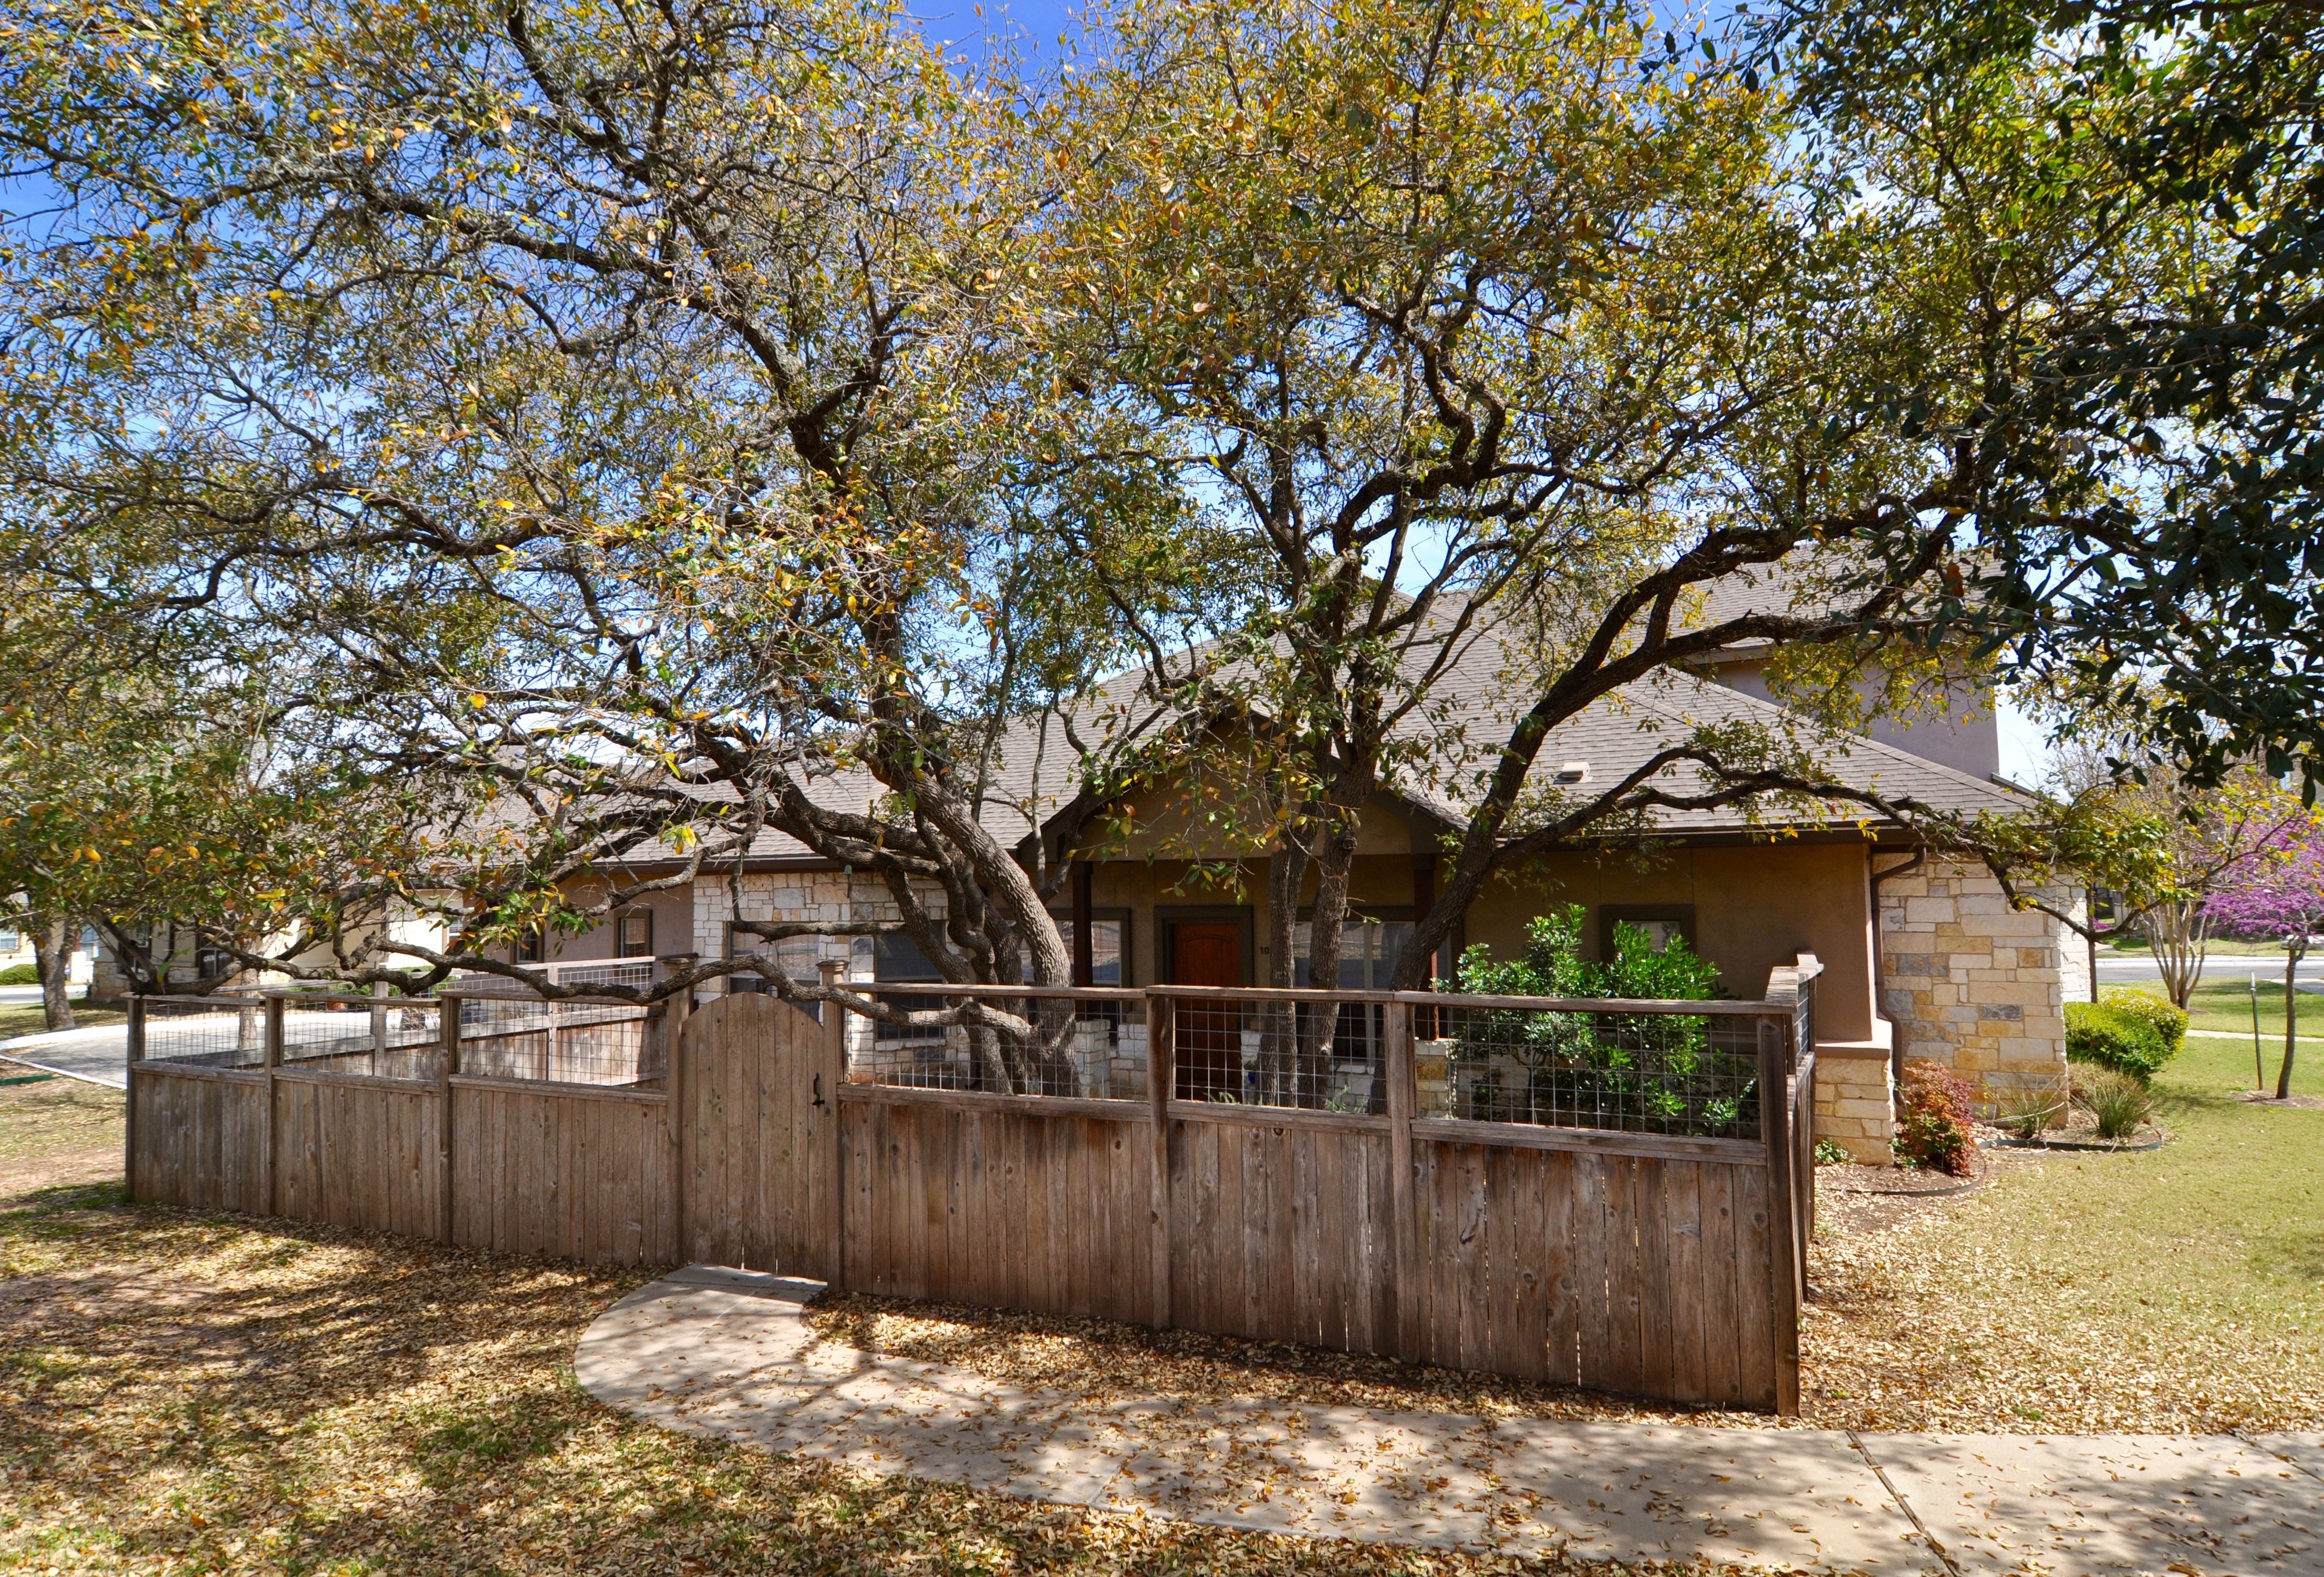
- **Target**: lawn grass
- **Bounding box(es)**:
[0,1076,121,1168]
[2100,935,2293,957]
[0,1000,123,1042]
[1808,1031,2324,1431]
[0,1080,1712,1577]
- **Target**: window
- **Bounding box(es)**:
[1597,904,1695,958]
[872,933,945,1040]
[194,942,236,980]
[0,928,17,953]
[1290,915,1412,1079]
[616,911,654,958]
[1291,917,1414,990]
[1030,915,1128,986]
[515,925,544,964]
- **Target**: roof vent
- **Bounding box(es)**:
[1551,761,1590,785]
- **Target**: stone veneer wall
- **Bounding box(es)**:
[1813,1055,1896,1165]
[1878,857,2082,1105]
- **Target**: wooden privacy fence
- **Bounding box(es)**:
[127,960,1821,1413]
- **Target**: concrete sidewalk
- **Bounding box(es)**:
[576,1269,2324,1575]
[0,1024,128,1088]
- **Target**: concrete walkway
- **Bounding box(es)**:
[0,1025,128,1088]
[577,1269,2324,1575]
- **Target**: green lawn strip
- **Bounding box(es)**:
[2100,937,2293,957]
[0,1002,124,1042]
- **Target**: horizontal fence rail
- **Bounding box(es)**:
[128,960,1820,1411]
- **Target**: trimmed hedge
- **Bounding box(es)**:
[2100,987,2187,1054]
[2065,1000,2175,1084]
[0,963,37,985]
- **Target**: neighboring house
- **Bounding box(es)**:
[2,924,97,989]
[526,616,2078,1165]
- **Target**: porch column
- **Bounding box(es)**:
[1411,853,1437,985]
[1071,860,1095,989]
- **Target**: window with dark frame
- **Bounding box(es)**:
[1596,904,1697,960]
[872,933,946,1040]
[616,911,654,958]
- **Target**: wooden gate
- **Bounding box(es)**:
[676,992,842,1278]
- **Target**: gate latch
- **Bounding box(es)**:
[812,1072,827,1109]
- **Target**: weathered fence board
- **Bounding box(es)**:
[131,1068,267,1215]
[840,1093,1156,1325]
[271,1074,441,1238]
[449,1080,672,1265]
[1163,1112,1398,1355]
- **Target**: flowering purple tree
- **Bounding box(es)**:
[2205,818,2324,1100]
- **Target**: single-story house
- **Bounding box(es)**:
[518,634,2079,1164]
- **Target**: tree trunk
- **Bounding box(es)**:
[2279,942,2305,1101]
[1299,820,1361,1108]
[32,917,76,1032]
[2143,899,2207,1008]
[1262,837,1311,1105]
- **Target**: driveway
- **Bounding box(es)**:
[0,1023,129,1088]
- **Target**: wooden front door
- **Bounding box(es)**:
[1171,921,1243,1101]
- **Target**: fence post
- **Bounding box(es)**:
[438,992,461,1244]
[124,994,146,1201]
[817,959,848,1289]
[371,980,389,1057]
[263,994,284,1217]
[663,957,694,1268]
[1147,991,1175,1330]
[1759,1013,1801,1417]
[1384,999,1419,1360]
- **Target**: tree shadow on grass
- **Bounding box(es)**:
[0,1189,1493,1577]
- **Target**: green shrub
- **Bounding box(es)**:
[1451,907,1742,1135]
[2065,1001,2174,1083]
[0,963,37,985]
[2075,1067,2154,1140]
[1813,1138,1852,1166]
[2099,988,2187,1055]
[1894,1058,1977,1174]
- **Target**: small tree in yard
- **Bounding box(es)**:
[2205,820,2324,1101]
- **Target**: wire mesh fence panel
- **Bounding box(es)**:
[455,995,653,1086]
[274,997,446,1080]
[1167,994,1390,1112]
[847,987,1149,1099]
[547,960,657,991]
[140,999,266,1068]
[1423,1001,1769,1140]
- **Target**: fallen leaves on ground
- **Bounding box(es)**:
[0,1180,1754,1576]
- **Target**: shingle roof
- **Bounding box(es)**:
[611,597,2028,870]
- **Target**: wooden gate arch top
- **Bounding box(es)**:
[677,990,842,1280]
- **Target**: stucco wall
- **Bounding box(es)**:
[1462,842,1878,1039]
[1711,657,2002,781]
[1878,857,2076,1100]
